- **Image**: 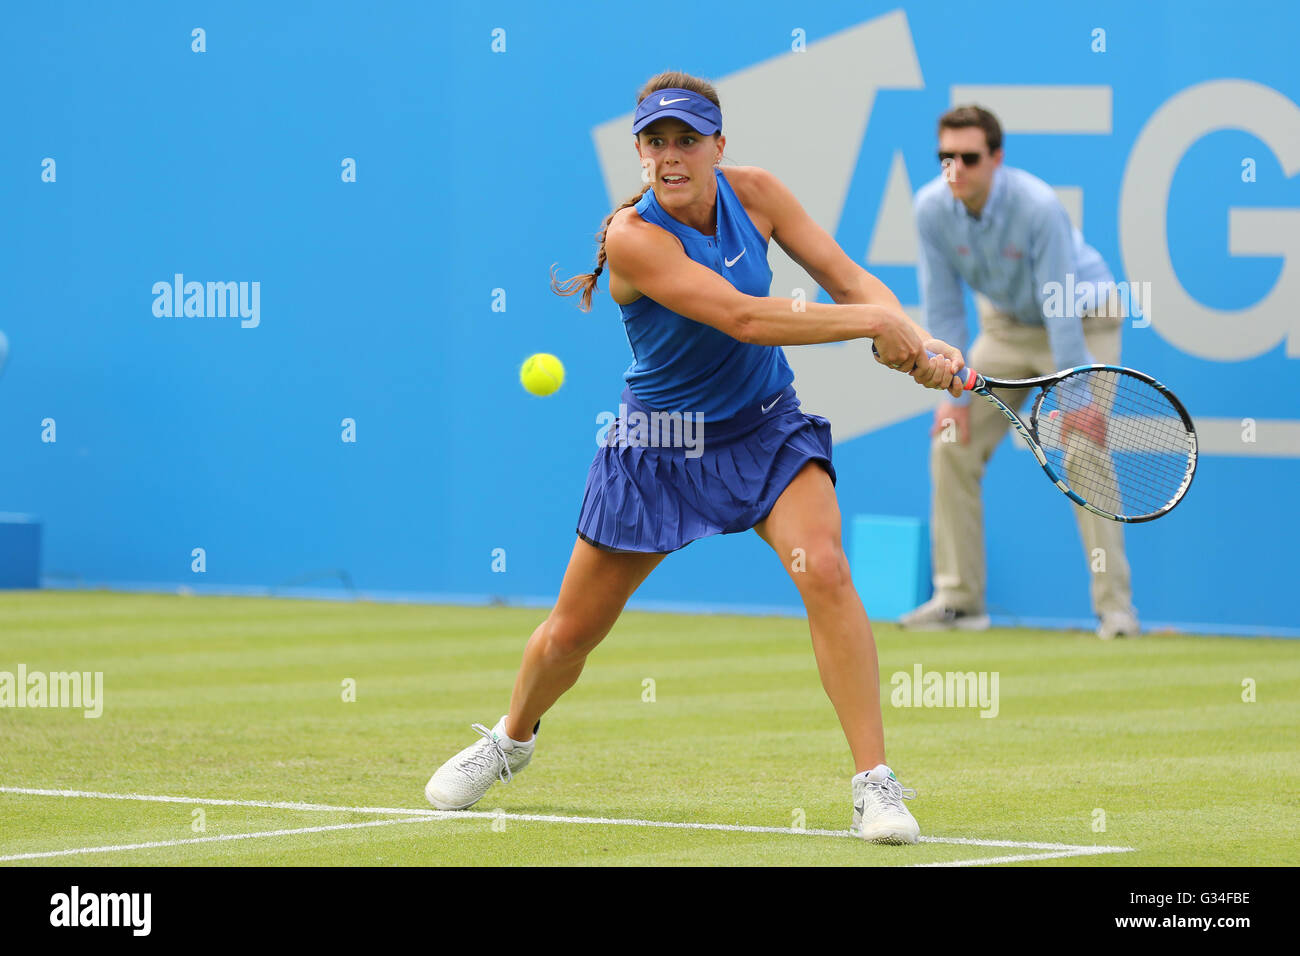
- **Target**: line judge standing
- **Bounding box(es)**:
[902,105,1139,639]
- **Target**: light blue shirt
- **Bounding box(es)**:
[914,165,1114,395]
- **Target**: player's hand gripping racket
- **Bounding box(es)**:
[876,346,1198,522]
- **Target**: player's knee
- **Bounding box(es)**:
[540,613,601,662]
[793,540,849,594]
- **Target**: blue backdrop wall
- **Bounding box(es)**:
[2,1,1297,635]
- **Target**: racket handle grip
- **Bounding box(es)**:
[871,343,979,390]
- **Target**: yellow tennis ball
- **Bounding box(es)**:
[520,353,565,396]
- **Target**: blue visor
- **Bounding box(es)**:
[632,88,722,135]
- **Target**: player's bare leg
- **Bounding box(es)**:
[425,538,663,810]
[504,539,666,740]
[752,460,918,843]
[753,461,885,772]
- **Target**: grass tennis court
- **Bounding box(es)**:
[2,592,1296,866]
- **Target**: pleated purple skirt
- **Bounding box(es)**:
[576,384,836,554]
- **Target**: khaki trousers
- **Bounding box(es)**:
[929,294,1135,619]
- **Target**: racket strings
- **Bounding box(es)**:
[1036,369,1194,519]
[1041,373,1189,512]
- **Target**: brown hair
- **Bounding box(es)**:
[938,104,1003,153]
[550,70,722,312]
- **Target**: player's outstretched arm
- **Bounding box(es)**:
[604,211,926,370]
[734,166,964,396]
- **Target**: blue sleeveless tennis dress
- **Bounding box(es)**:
[576,167,836,553]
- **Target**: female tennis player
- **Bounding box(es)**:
[426,71,965,844]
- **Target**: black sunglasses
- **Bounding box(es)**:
[938,151,983,167]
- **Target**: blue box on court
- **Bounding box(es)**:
[0,514,42,588]
[849,515,929,621]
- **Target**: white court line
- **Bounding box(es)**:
[913,846,1135,867]
[0,817,431,863]
[0,786,1135,861]
[0,786,441,817]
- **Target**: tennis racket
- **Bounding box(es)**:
[877,347,1198,522]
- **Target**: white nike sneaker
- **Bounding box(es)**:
[898,596,990,631]
[851,765,920,845]
[424,716,535,810]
